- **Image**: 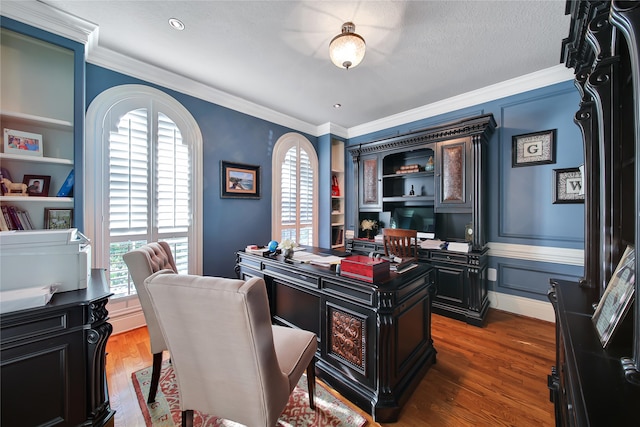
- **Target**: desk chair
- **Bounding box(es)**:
[145,272,317,427]
[383,228,418,260]
[122,241,178,403]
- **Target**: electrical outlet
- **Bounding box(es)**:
[488,268,497,282]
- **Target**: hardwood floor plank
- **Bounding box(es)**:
[105,308,555,426]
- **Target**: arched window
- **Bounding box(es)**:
[272,133,318,246]
[85,85,202,299]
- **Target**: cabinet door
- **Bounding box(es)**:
[359,154,382,211]
[435,138,472,211]
[432,262,466,308]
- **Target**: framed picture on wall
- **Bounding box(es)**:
[592,245,636,348]
[220,161,261,199]
[512,129,556,167]
[4,128,43,157]
[553,167,584,204]
[45,208,74,229]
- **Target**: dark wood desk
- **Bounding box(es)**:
[236,248,436,423]
[1,269,115,427]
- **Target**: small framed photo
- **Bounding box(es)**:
[45,208,73,229]
[3,129,43,157]
[553,167,584,204]
[220,161,261,199]
[23,175,51,196]
[512,129,556,167]
[592,245,636,348]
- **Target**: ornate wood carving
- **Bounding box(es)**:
[363,158,378,204]
[329,306,366,372]
[442,144,464,202]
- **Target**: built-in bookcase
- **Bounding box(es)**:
[330,139,345,248]
[0,27,75,230]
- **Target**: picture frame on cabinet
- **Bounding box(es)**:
[512,129,556,167]
[3,129,43,157]
[23,174,51,196]
[592,245,636,348]
[44,207,73,229]
[220,161,261,199]
[553,167,584,204]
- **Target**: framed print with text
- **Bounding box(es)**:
[553,167,584,204]
[512,129,556,167]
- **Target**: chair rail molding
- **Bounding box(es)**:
[488,242,584,266]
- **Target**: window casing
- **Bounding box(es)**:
[272,133,318,245]
[85,85,202,299]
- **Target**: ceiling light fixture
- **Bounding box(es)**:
[329,22,366,70]
[168,18,185,31]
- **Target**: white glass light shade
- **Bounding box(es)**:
[329,22,366,70]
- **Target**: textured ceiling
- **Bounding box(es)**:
[35,0,572,129]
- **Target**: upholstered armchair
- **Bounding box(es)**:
[144,272,317,427]
[122,241,178,403]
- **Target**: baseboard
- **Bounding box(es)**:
[109,307,146,335]
[487,291,555,323]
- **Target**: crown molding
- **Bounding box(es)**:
[1,0,98,52]
[86,44,319,136]
[347,65,576,139]
[317,122,348,139]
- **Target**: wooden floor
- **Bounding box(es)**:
[105,309,556,427]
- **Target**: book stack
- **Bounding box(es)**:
[1,205,34,230]
[396,164,423,174]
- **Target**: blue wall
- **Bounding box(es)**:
[345,81,585,301]
[85,64,583,301]
[86,65,319,279]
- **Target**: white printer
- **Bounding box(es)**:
[0,228,91,293]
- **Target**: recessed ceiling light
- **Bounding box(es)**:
[168,18,185,31]
[333,103,342,109]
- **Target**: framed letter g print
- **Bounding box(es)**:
[512,129,556,167]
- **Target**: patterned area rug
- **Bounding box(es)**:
[132,361,367,427]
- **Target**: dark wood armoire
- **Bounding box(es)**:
[548,1,640,425]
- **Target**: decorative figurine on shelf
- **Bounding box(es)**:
[331,175,340,197]
[425,156,434,171]
[360,219,378,240]
[409,185,415,196]
[279,239,297,259]
[1,178,28,196]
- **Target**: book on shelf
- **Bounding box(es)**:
[57,169,74,197]
[1,205,34,230]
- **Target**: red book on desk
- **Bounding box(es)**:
[340,255,390,283]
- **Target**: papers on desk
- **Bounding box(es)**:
[420,239,445,250]
[391,263,419,274]
[291,251,342,267]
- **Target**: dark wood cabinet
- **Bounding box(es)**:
[548,1,640,424]
[235,248,436,423]
[348,114,495,326]
[346,238,490,326]
[0,269,115,427]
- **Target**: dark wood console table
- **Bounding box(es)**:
[1,269,115,427]
[548,279,639,425]
[236,248,437,423]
